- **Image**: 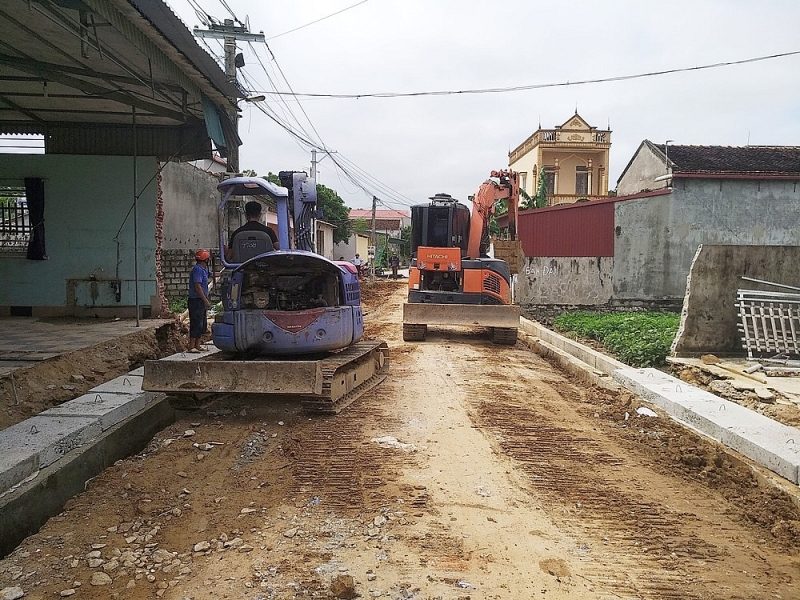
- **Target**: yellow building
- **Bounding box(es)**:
[508,112,611,205]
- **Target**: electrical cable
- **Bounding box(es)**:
[246,45,413,206]
[226,18,416,208]
[246,42,317,141]
[266,0,371,41]
[250,49,800,100]
[185,0,215,27]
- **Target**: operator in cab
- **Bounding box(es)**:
[224,200,279,261]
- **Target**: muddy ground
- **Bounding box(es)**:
[1,281,800,599]
[0,321,187,432]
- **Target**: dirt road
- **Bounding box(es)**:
[2,281,800,599]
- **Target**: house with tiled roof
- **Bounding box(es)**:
[617,141,800,195]
[348,209,410,238]
[514,140,800,333]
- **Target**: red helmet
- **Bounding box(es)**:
[195,249,211,261]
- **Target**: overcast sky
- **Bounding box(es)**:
[165,0,800,210]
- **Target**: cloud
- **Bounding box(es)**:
[170,0,800,207]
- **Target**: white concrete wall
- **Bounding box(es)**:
[517,257,614,304]
[614,179,800,303]
[159,161,220,250]
[612,193,674,300]
[672,244,800,356]
[616,144,670,195]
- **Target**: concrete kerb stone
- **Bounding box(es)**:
[41,391,162,432]
[0,396,175,558]
[91,374,144,394]
[614,369,800,484]
[157,346,220,361]
[0,368,162,495]
[520,317,628,375]
[0,415,102,494]
[519,331,621,392]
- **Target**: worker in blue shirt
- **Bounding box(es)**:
[188,249,211,353]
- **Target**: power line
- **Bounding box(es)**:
[241,40,414,207]
[251,49,800,100]
[186,1,413,206]
[266,0,371,41]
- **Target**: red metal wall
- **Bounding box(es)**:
[517,198,616,257]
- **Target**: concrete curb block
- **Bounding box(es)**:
[0,373,159,495]
[614,368,800,484]
[520,316,800,485]
[41,391,162,432]
[0,416,102,494]
[519,332,621,392]
[520,317,628,375]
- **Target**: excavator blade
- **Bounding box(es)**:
[402,302,519,344]
[142,340,389,414]
[402,302,519,327]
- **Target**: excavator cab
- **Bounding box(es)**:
[410,193,470,257]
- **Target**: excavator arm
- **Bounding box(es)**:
[466,169,519,259]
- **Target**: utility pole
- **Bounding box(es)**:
[310,149,336,181]
[370,195,377,278]
[194,19,265,173]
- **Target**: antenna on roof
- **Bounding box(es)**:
[747,131,751,146]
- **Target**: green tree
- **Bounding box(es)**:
[351,217,370,235]
[519,188,535,211]
[533,167,548,209]
[316,184,352,245]
[399,225,411,260]
[265,172,352,244]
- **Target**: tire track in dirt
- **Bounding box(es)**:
[458,349,720,599]
[288,393,429,512]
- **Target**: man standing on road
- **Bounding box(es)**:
[389,254,400,279]
[351,253,364,277]
[188,249,211,353]
[225,200,279,261]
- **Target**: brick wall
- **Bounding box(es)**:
[161,249,221,302]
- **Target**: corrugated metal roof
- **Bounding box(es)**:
[0,0,239,159]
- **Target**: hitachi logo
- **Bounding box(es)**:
[425,254,448,259]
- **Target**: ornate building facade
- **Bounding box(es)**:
[508,112,612,205]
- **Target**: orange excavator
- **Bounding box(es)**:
[402,170,521,344]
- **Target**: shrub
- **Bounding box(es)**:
[168,297,187,313]
[553,311,680,368]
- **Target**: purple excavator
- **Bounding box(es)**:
[143,173,388,413]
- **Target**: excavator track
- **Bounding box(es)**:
[142,340,389,414]
[304,340,389,413]
[490,326,518,345]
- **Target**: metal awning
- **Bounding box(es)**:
[0,0,241,162]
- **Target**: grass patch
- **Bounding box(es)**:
[168,297,187,313]
[552,311,681,368]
